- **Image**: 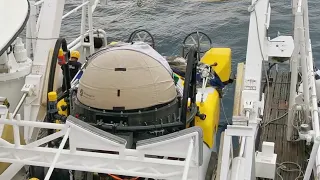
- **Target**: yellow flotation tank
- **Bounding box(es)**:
[181,48,231,149]
[201,48,231,83]
[194,88,220,148]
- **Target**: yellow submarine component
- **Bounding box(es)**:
[183,48,231,148]
[48,92,68,133]
[195,89,220,148]
[48,91,57,102]
[186,89,220,149]
[48,91,68,117]
[201,48,231,83]
[57,99,68,117]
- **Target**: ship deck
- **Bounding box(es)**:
[258,68,311,180]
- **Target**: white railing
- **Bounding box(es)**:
[220,0,320,179]
[62,1,90,20]
[288,0,320,178]
[26,0,106,62]
[0,114,202,180]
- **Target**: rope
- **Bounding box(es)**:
[262,112,288,127]
[276,162,304,180]
[221,99,231,125]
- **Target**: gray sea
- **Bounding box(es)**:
[60,0,320,149]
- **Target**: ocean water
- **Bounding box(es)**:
[60,0,320,150]
[61,0,320,119]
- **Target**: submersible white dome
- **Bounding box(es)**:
[77,48,177,110]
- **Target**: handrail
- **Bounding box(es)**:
[290,0,320,178]
[34,0,44,6]
[28,0,103,61]
[62,1,90,20]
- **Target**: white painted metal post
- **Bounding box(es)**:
[11,113,21,148]
[182,138,194,180]
[91,0,101,12]
[80,0,87,62]
[219,134,232,180]
[62,1,90,20]
[244,134,255,180]
[296,2,310,122]
[239,137,246,157]
[242,0,270,122]
[0,139,13,146]
[292,0,299,17]
[290,0,298,71]
[34,0,44,6]
[302,0,310,52]
[249,136,256,180]
[0,118,65,130]
[307,43,320,177]
[287,6,300,141]
[44,128,71,180]
[87,2,95,54]
[303,136,320,180]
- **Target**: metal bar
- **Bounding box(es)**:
[67,36,82,49]
[0,146,192,179]
[182,138,194,180]
[44,128,71,180]
[249,136,256,179]
[34,0,44,6]
[62,1,89,19]
[68,29,107,50]
[12,92,27,118]
[292,0,299,15]
[91,0,100,12]
[12,114,21,147]
[0,138,13,146]
[307,41,320,177]
[219,134,232,180]
[297,7,310,122]
[69,41,82,52]
[239,137,246,157]
[26,129,66,147]
[0,118,65,129]
[302,0,310,52]
[303,136,320,180]
[0,156,185,179]
[287,7,301,141]
[87,2,95,54]
[80,0,87,62]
